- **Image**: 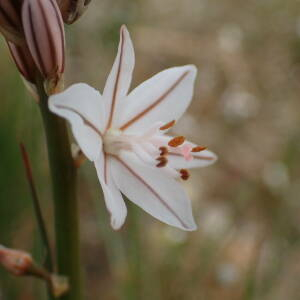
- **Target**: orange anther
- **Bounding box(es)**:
[159,146,168,156]
[179,169,190,180]
[160,120,176,131]
[168,136,185,147]
[156,156,168,168]
[191,146,207,152]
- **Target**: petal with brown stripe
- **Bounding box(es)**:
[94,151,127,230]
[49,83,104,161]
[103,25,135,131]
[117,65,197,134]
[110,151,197,231]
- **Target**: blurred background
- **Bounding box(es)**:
[1,0,300,299]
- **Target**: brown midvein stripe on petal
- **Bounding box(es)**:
[37,0,56,76]
[169,152,214,161]
[114,156,190,229]
[106,27,125,131]
[27,5,47,76]
[120,71,189,131]
[104,152,108,184]
[55,104,103,138]
[48,0,65,72]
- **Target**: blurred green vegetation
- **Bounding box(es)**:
[1,0,300,299]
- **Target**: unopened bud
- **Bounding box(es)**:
[0,245,33,276]
[7,40,36,83]
[58,0,91,24]
[22,0,65,93]
[0,0,23,44]
[7,40,39,100]
[0,245,69,297]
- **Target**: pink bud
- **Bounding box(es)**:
[7,39,37,83]
[0,0,23,43]
[21,0,65,84]
[0,246,33,276]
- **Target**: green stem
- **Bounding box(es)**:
[37,78,83,300]
[19,143,54,273]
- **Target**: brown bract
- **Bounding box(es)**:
[0,0,23,44]
[57,0,91,24]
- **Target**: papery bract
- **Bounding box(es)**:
[49,25,217,231]
[57,0,91,24]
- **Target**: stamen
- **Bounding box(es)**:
[179,169,190,180]
[160,120,176,131]
[168,136,185,147]
[191,146,207,152]
[156,156,168,168]
[159,146,168,156]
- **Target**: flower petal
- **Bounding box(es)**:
[110,151,197,231]
[94,152,127,230]
[49,83,104,161]
[103,25,135,130]
[116,65,197,134]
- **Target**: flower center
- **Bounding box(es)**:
[103,128,132,155]
[103,122,206,181]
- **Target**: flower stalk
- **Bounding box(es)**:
[37,75,83,300]
[19,143,53,273]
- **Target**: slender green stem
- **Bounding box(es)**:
[20,143,54,273]
[37,78,83,300]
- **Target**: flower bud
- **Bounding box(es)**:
[0,245,33,276]
[0,0,23,44]
[57,0,91,24]
[7,40,39,100]
[0,245,69,297]
[7,39,36,83]
[22,0,65,91]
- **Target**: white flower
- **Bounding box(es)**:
[48,25,217,231]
